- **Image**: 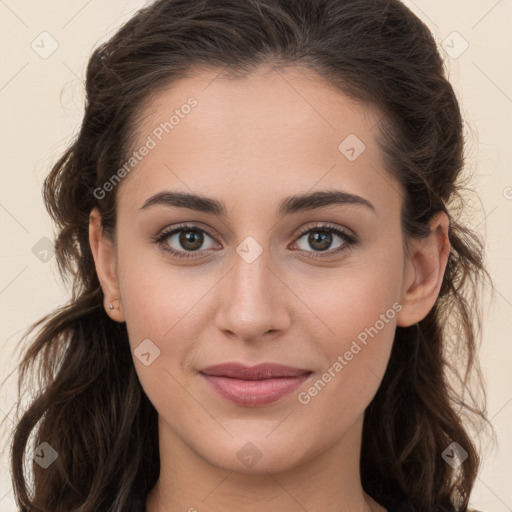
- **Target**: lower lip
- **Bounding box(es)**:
[200,373,312,407]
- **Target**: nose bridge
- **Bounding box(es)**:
[214,238,290,340]
[232,242,273,308]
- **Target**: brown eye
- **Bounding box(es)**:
[293,223,357,259]
[305,230,333,251]
[153,224,218,259]
[178,229,204,251]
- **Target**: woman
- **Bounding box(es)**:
[4,0,491,510]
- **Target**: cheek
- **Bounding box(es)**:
[116,254,209,418]
[297,252,403,347]
[116,231,195,331]
[296,297,398,436]
[294,254,402,412]
[116,243,219,390]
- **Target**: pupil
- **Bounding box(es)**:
[309,230,331,251]
[180,230,203,250]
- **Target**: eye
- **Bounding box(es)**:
[152,222,357,260]
[152,224,219,259]
[291,223,357,259]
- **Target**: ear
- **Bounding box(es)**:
[89,207,125,322]
[396,211,451,327]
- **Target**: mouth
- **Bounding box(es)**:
[199,362,313,407]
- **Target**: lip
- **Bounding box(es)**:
[200,362,312,407]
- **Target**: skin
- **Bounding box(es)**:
[89,65,451,512]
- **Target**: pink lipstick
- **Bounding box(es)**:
[200,362,312,407]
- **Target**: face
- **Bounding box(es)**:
[90,65,444,475]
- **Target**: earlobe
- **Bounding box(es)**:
[89,207,126,323]
[396,211,451,327]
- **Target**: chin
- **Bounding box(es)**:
[198,434,308,474]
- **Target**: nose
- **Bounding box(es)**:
[214,248,292,343]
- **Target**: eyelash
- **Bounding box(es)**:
[151,222,357,260]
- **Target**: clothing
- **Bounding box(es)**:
[378,494,483,512]
[387,502,482,512]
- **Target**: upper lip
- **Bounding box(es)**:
[200,362,312,380]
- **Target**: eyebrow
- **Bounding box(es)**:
[138,189,376,216]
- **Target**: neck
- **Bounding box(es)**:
[146,414,386,512]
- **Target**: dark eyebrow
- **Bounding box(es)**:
[277,189,375,216]
[138,189,376,216]
[139,191,225,215]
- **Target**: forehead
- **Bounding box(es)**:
[118,65,402,216]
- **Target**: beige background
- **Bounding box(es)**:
[0,1,511,510]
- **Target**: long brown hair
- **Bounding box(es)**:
[2,0,493,510]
